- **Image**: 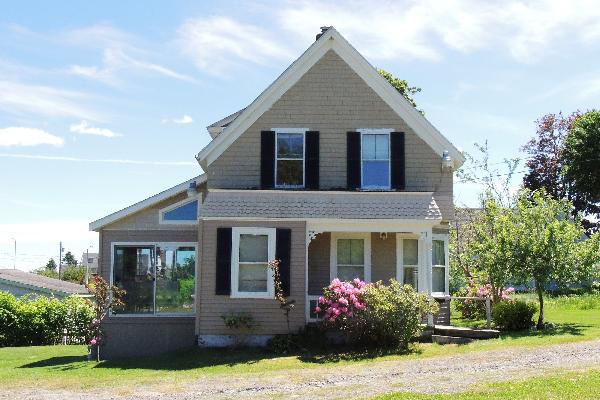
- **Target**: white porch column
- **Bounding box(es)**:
[419,230,433,295]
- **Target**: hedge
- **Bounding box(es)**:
[0,291,94,347]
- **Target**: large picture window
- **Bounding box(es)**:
[112,243,196,315]
[275,130,305,188]
[432,237,448,295]
[361,131,390,189]
[231,227,275,298]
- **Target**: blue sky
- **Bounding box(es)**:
[1,0,600,270]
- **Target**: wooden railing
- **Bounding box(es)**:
[439,295,492,329]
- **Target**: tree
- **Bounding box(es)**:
[62,251,77,267]
[62,265,86,284]
[508,190,598,329]
[562,110,600,231]
[45,258,57,272]
[377,68,422,113]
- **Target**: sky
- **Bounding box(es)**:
[1,0,600,270]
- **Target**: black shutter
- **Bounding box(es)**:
[276,228,292,296]
[261,130,275,189]
[305,131,320,190]
[215,227,232,295]
[347,131,361,190]
[390,132,406,190]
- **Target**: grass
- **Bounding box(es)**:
[0,294,599,391]
[378,369,600,399]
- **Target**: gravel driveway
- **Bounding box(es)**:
[3,340,600,400]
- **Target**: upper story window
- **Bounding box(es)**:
[160,198,198,224]
[275,128,305,188]
[361,130,391,189]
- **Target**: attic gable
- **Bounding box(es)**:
[196,27,464,170]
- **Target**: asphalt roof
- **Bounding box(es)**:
[0,269,88,295]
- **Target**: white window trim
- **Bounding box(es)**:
[431,234,450,296]
[330,232,372,283]
[396,234,421,291]
[159,197,199,225]
[359,128,392,190]
[306,294,324,323]
[231,227,276,299]
[109,241,198,317]
[273,128,308,189]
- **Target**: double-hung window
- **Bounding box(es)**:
[399,237,419,290]
[231,227,276,298]
[432,236,449,295]
[331,233,371,282]
[275,129,305,188]
[361,130,390,189]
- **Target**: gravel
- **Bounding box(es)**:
[3,339,600,400]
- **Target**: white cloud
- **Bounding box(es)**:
[0,127,64,147]
[0,153,196,166]
[68,48,197,85]
[173,115,193,124]
[70,120,120,138]
[177,16,295,75]
[276,0,600,64]
[0,80,101,120]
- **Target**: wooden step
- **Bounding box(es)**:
[431,335,473,345]
[434,325,500,339]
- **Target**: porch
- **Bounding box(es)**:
[304,220,450,325]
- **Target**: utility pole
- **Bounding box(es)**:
[10,238,16,270]
[58,242,64,279]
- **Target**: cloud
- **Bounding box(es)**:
[173,115,193,124]
[276,0,600,64]
[0,80,101,120]
[0,127,64,147]
[70,120,120,138]
[68,48,197,85]
[177,16,295,75]
[0,153,196,166]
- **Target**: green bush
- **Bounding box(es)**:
[0,291,94,347]
[492,300,537,330]
[349,280,438,349]
[453,286,487,320]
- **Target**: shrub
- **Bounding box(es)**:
[0,291,94,347]
[492,300,537,330]
[454,284,515,320]
[318,279,437,350]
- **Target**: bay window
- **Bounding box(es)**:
[112,243,196,315]
[231,227,275,298]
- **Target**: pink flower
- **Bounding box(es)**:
[318,296,326,304]
[314,306,321,313]
[90,338,97,346]
[339,297,349,306]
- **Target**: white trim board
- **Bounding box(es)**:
[90,174,206,231]
[195,27,464,170]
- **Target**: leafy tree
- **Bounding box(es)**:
[506,190,598,329]
[45,258,57,272]
[61,265,86,284]
[377,68,422,113]
[32,267,58,279]
[563,110,600,231]
[62,251,77,267]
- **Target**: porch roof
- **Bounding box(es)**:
[200,189,442,220]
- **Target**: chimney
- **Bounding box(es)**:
[316,26,331,41]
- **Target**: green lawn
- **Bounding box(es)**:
[379,369,600,400]
[0,294,599,391]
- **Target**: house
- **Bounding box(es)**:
[89,27,464,359]
[80,252,99,276]
[0,269,88,299]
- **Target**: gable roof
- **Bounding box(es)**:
[0,269,88,296]
[89,174,206,231]
[196,26,464,170]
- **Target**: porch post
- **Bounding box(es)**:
[421,230,434,327]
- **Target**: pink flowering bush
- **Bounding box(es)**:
[316,278,367,324]
[455,283,516,320]
[315,278,438,349]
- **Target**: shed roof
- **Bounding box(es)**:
[0,269,88,295]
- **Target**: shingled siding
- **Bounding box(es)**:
[308,232,397,295]
[196,220,306,335]
[207,49,453,220]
